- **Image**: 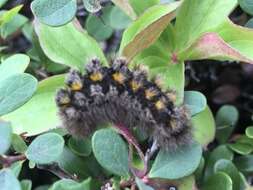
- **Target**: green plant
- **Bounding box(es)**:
[1,0,253,189]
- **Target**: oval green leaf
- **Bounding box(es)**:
[82,0,101,13]
[92,128,129,177]
[85,14,113,41]
[68,137,92,157]
[49,178,90,190]
[11,134,28,153]
[239,0,253,15]
[0,54,30,82]
[135,178,154,190]
[214,159,241,190]
[192,106,215,146]
[246,126,253,139]
[25,133,64,164]
[228,142,253,155]
[31,0,77,26]
[149,142,202,179]
[184,91,207,116]
[202,172,232,190]
[109,6,132,30]
[34,20,107,70]
[0,73,37,116]
[20,180,32,190]
[0,121,12,154]
[2,75,64,136]
[0,169,21,190]
[234,155,253,173]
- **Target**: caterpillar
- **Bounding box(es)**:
[55,58,192,150]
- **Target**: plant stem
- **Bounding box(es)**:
[0,154,26,167]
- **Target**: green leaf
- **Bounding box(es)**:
[85,14,113,41]
[135,178,154,190]
[111,0,137,20]
[202,172,232,190]
[214,159,241,190]
[178,32,253,64]
[25,133,64,164]
[0,73,38,116]
[149,142,202,179]
[0,121,12,154]
[192,106,215,146]
[214,19,253,63]
[11,134,28,153]
[215,105,238,143]
[92,128,129,177]
[0,12,28,39]
[34,20,107,70]
[245,18,253,28]
[184,91,207,116]
[20,180,32,190]
[68,137,92,157]
[174,0,237,51]
[228,142,253,155]
[129,0,159,16]
[234,155,253,173]
[31,0,77,26]
[3,75,64,136]
[82,0,101,13]
[10,161,24,177]
[120,3,180,61]
[0,0,8,8]
[0,169,21,190]
[246,126,253,139]
[239,0,253,15]
[204,145,234,181]
[57,147,98,179]
[49,178,91,190]
[0,5,23,26]
[0,54,30,82]
[109,6,132,30]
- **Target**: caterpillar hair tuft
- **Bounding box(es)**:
[55,58,192,150]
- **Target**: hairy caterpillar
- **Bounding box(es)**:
[55,58,192,150]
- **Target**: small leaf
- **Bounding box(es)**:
[239,0,253,15]
[178,175,196,190]
[68,137,92,157]
[11,134,28,153]
[49,178,91,190]
[10,161,24,177]
[3,75,64,136]
[184,91,207,116]
[20,180,32,190]
[31,0,77,26]
[120,3,180,61]
[135,178,154,190]
[109,6,132,30]
[215,105,238,143]
[214,159,241,190]
[0,12,28,39]
[149,142,202,179]
[34,20,107,70]
[85,14,113,41]
[192,106,216,146]
[234,155,253,173]
[0,73,38,116]
[0,121,12,154]
[82,0,101,13]
[228,142,253,155]
[25,133,64,164]
[0,5,23,26]
[0,0,8,8]
[92,128,129,177]
[202,172,232,190]
[0,169,21,190]
[0,54,29,82]
[204,145,234,181]
[128,0,159,16]
[246,126,253,139]
[111,0,137,20]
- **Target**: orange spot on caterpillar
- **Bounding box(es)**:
[112,72,125,84]
[130,80,141,91]
[145,89,157,100]
[90,72,103,81]
[70,81,83,91]
[155,100,165,110]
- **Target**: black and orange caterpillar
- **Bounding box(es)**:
[55,58,192,150]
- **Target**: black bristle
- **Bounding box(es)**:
[55,58,192,150]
